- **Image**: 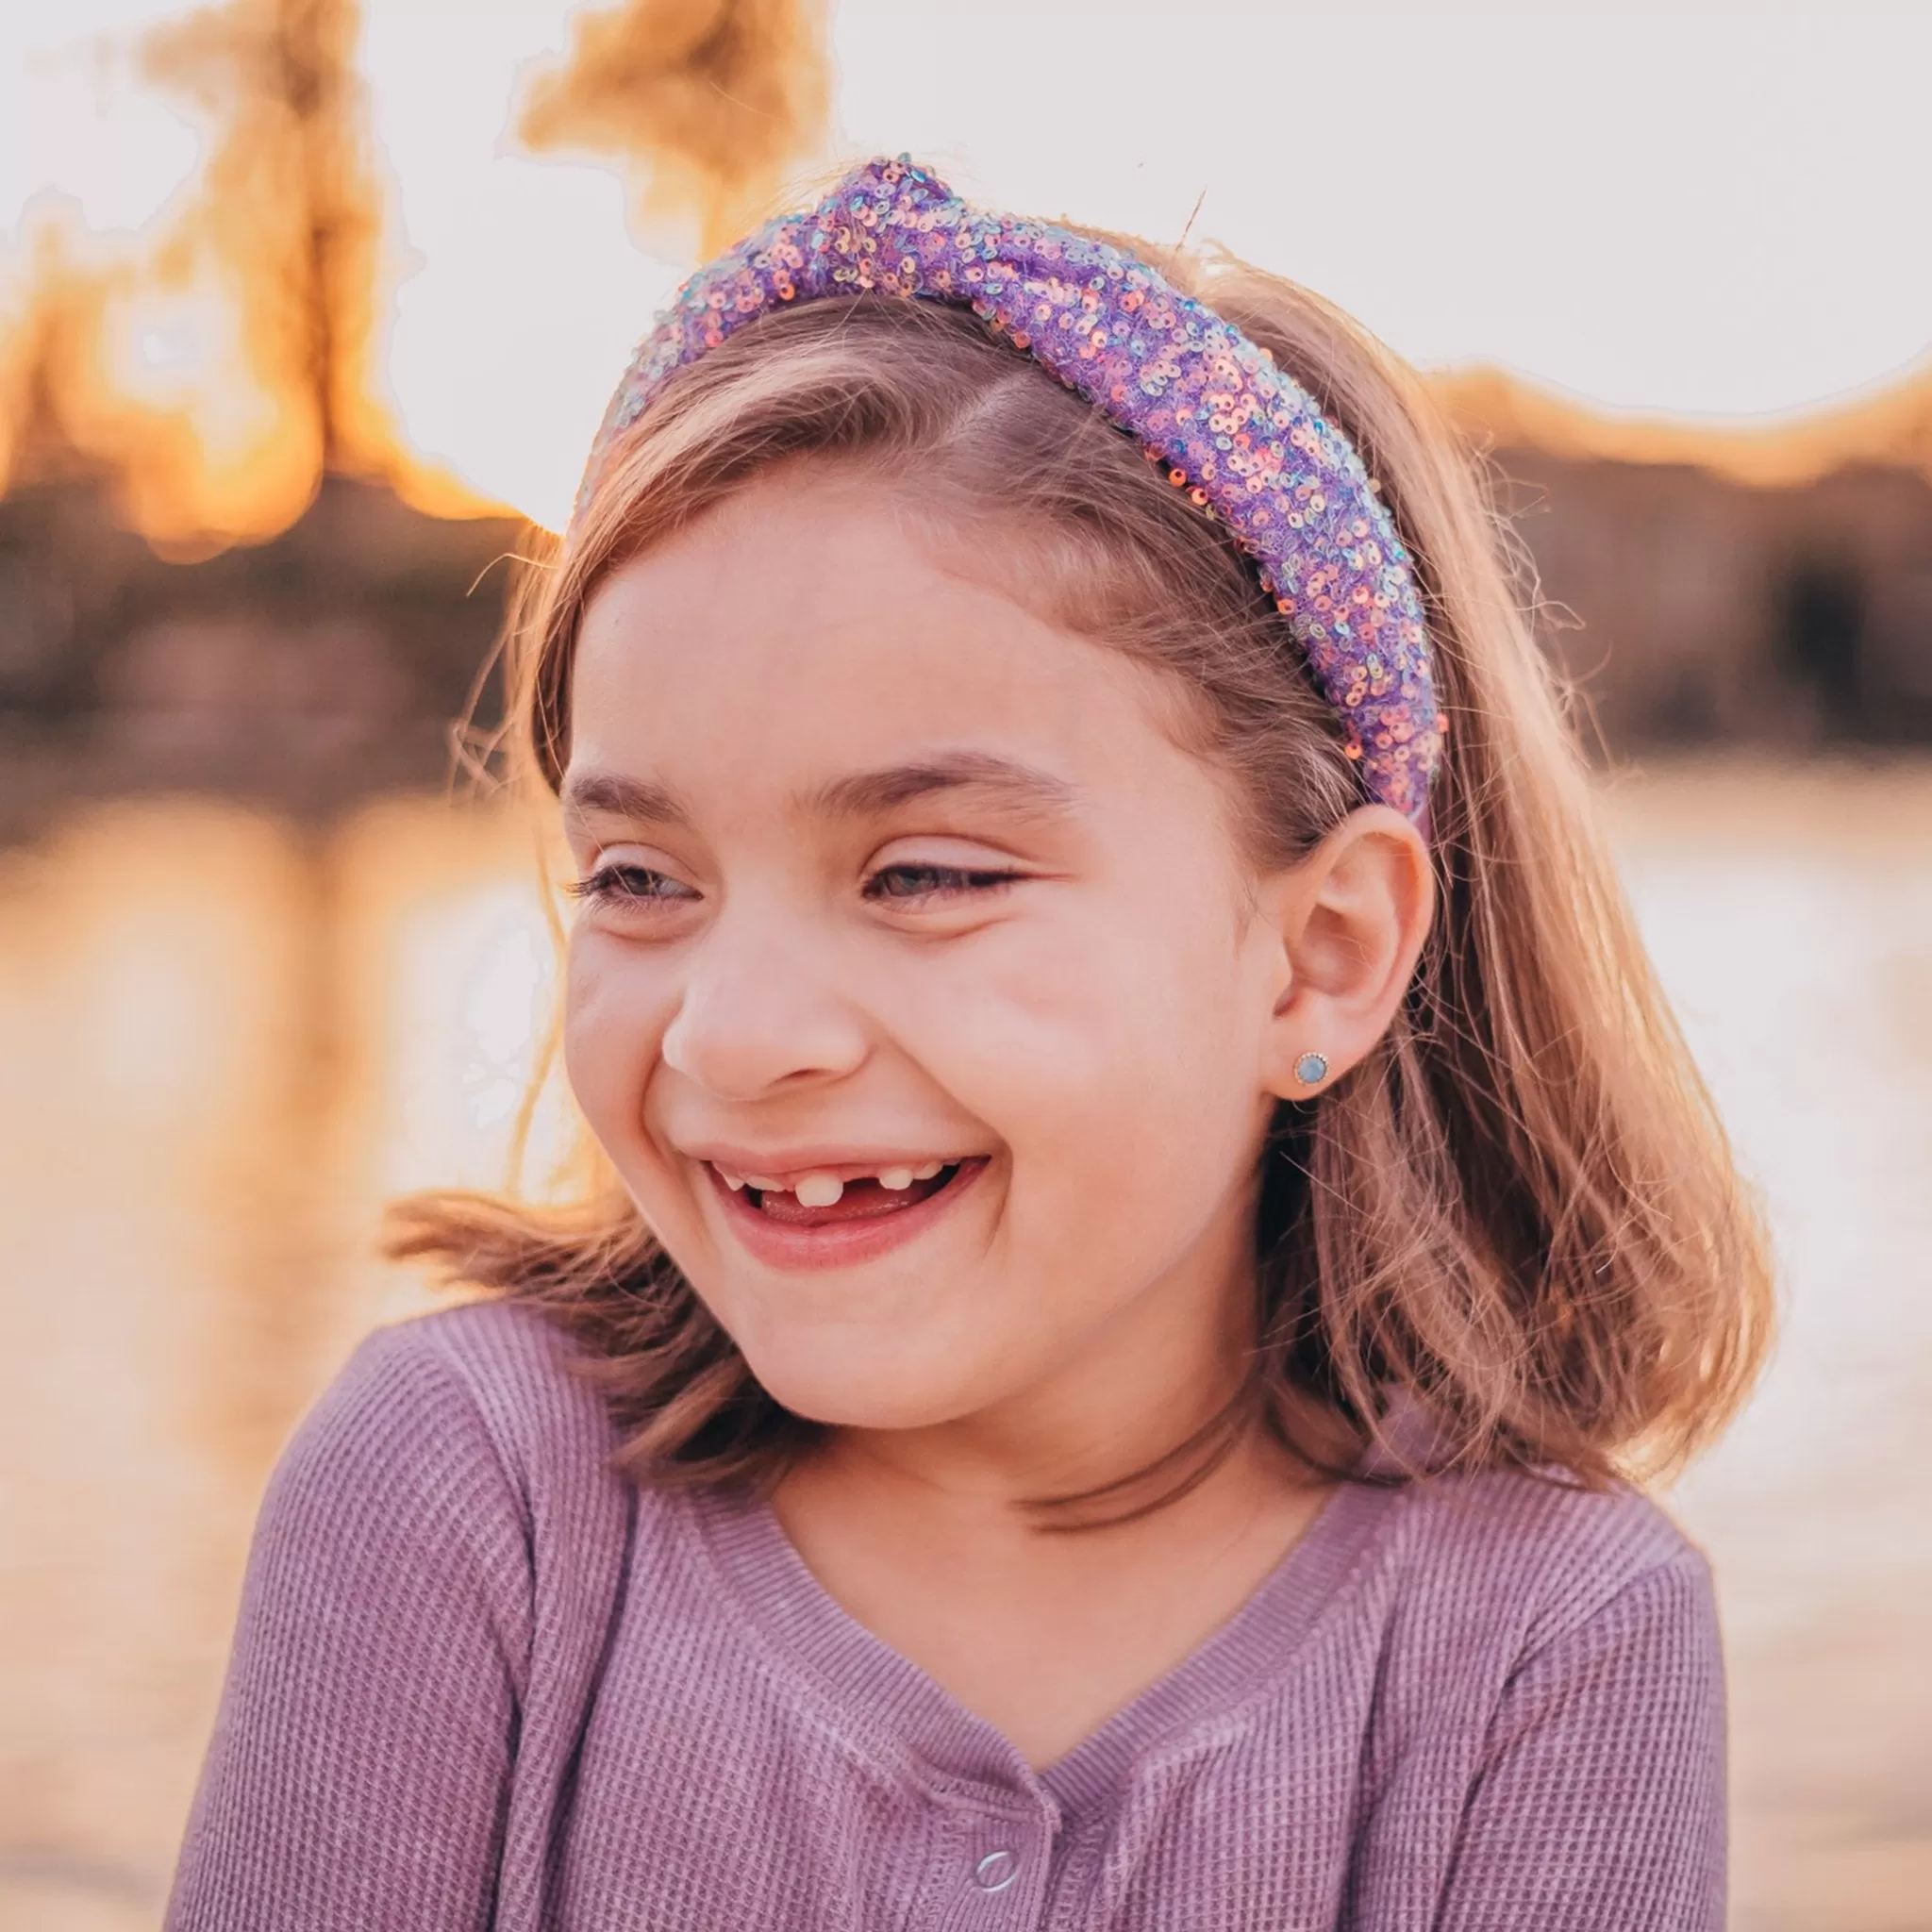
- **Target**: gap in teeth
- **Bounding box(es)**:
[724,1160,958,1205]
[861,1160,947,1191]
[793,1173,843,1208]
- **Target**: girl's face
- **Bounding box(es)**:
[562,470,1301,1438]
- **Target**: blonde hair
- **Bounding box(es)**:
[390,244,1774,1498]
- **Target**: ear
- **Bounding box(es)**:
[1257,806,1435,1100]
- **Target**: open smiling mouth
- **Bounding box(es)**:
[707,1158,988,1231]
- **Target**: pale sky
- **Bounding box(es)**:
[4,0,1930,530]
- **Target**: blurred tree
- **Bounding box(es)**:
[0,225,115,488]
[141,0,390,482]
[1779,558,1870,738]
[517,0,830,257]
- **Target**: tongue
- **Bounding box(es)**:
[757,1171,952,1226]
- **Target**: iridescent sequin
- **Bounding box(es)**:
[576,157,1444,829]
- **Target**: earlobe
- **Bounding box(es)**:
[1259,807,1433,1100]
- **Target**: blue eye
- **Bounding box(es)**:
[865,863,1024,903]
[568,864,700,908]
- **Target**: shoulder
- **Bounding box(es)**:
[301,1296,620,1479]
[262,1299,630,1616]
[1356,1466,1714,1669]
[1331,1475,1729,1927]
[174,1304,637,1923]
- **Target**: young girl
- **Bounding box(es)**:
[167,158,1771,1931]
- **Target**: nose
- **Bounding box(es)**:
[659,915,870,1103]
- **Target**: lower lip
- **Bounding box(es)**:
[702,1159,989,1272]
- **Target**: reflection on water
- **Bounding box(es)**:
[2,767,1928,1932]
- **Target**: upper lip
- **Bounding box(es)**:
[680,1143,981,1185]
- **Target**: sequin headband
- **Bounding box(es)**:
[578,156,1444,828]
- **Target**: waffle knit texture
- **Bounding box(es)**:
[166,1299,1726,1930]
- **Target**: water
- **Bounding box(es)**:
[1,766,1927,1932]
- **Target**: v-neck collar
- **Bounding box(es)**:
[684,1474,1397,1823]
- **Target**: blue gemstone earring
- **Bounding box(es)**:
[1293,1051,1329,1088]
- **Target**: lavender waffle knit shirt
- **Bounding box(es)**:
[166,1300,1726,1931]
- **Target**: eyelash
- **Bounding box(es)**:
[566,861,1025,910]
[565,863,695,908]
[865,862,1024,904]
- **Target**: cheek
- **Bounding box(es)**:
[903,902,1263,1222]
[561,935,669,1155]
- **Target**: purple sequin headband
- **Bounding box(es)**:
[578,156,1445,829]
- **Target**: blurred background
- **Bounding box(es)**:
[2,3,1928,1927]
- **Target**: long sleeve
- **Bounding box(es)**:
[165,1323,535,1932]
[1433,1548,1727,1932]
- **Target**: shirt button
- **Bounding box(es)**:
[973,1849,1019,1893]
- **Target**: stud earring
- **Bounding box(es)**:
[1293,1051,1329,1087]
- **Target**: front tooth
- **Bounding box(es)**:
[911,1160,944,1181]
[878,1167,914,1191]
[746,1174,787,1192]
[793,1172,844,1208]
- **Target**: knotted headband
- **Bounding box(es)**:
[578,156,1445,828]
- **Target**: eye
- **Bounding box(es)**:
[863,862,1024,904]
[567,862,701,909]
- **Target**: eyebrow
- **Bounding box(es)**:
[560,770,693,828]
[562,753,1079,830]
[805,753,1078,822]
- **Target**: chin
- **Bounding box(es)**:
[735,1327,1004,1434]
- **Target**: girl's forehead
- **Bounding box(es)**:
[568,476,1201,813]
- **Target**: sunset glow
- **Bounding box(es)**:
[5,0,1930,534]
